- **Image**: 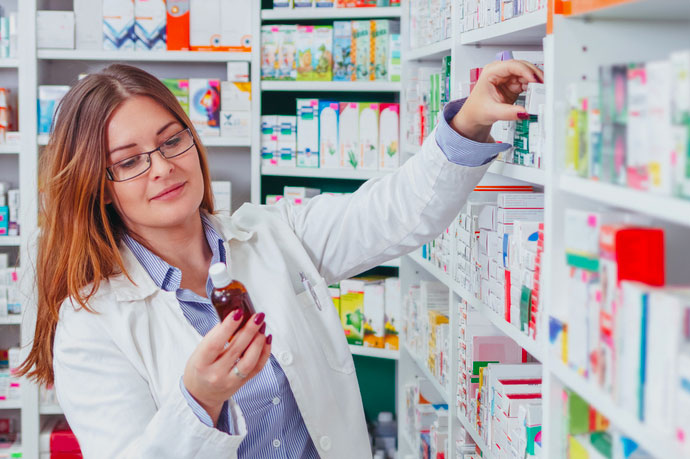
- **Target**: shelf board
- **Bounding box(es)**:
[380,257,400,268]
[0,399,21,409]
[487,161,546,186]
[37,49,250,62]
[349,345,399,360]
[39,404,64,415]
[261,80,401,92]
[407,252,544,361]
[560,175,690,227]
[0,59,18,68]
[402,344,450,403]
[0,144,20,154]
[38,135,249,148]
[457,412,490,456]
[566,0,690,21]
[0,315,22,325]
[551,361,681,458]
[261,7,402,20]
[0,236,20,247]
[460,9,547,46]
[261,166,390,180]
[404,38,453,61]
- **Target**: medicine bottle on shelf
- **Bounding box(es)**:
[208,262,256,328]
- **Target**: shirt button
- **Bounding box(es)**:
[272,397,281,405]
[279,351,294,366]
[319,436,332,451]
[273,439,281,448]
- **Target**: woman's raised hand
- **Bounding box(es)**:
[450,59,544,143]
[183,311,272,426]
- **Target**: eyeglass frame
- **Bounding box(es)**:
[105,127,196,182]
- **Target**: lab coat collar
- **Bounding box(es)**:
[110,211,255,302]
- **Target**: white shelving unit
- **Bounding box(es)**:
[261,6,401,20]
[350,345,399,360]
[0,314,22,325]
[37,49,251,63]
[460,9,547,46]
[404,38,453,62]
[0,236,21,247]
[261,80,401,92]
[0,144,20,154]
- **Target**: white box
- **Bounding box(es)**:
[221,81,251,112]
[319,101,340,169]
[339,102,359,170]
[283,187,320,199]
[379,103,400,170]
[227,62,250,83]
[497,208,543,225]
[276,116,297,144]
[364,283,386,345]
[134,0,166,51]
[190,0,251,52]
[261,115,278,168]
[277,142,296,167]
[189,79,221,136]
[211,181,232,215]
[75,0,102,50]
[497,193,544,209]
[220,0,252,51]
[525,83,545,116]
[103,0,135,50]
[359,103,380,170]
[296,99,319,168]
[220,111,250,138]
[37,11,75,50]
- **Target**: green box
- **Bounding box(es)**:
[162,79,189,115]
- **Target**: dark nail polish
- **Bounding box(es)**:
[232,309,244,321]
[259,322,267,334]
[533,73,543,83]
[266,335,273,345]
[254,312,265,325]
[517,112,529,120]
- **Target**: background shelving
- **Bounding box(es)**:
[260,81,402,92]
[36,49,252,63]
[261,7,402,21]
[460,9,547,46]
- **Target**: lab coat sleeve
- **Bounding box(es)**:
[53,303,247,459]
[275,125,492,284]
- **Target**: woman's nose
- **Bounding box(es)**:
[149,149,174,180]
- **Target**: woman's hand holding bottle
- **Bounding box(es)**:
[183,311,272,426]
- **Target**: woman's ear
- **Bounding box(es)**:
[103,187,113,205]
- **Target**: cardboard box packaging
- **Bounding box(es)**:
[189,79,221,137]
[359,103,379,170]
[190,0,251,52]
[134,0,166,51]
[211,181,232,215]
[220,111,250,138]
[261,26,279,80]
[37,11,75,50]
[220,81,251,112]
[339,102,359,169]
[333,21,353,82]
[379,103,400,170]
[166,0,189,50]
[162,79,189,115]
[319,101,340,169]
[278,25,297,81]
[103,0,135,50]
[75,0,103,50]
[352,21,371,81]
[296,99,319,168]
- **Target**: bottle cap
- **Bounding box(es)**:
[209,262,232,289]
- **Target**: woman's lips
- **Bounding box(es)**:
[151,182,186,201]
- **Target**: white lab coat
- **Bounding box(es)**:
[52,129,491,459]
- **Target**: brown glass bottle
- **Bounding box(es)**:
[208,262,256,328]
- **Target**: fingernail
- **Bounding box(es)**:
[254,312,265,325]
[232,309,244,321]
[266,334,273,345]
[517,112,529,120]
[533,73,542,83]
[259,322,266,334]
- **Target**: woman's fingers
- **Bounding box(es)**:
[229,333,269,381]
[490,102,530,122]
[195,310,245,366]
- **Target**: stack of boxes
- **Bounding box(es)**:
[273,1,401,8]
[0,259,20,317]
[0,347,21,403]
[408,0,452,49]
[404,57,451,149]
[262,100,400,171]
[219,64,252,138]
[459,0,546,33]
[261,20,400,82]
[0,184,18,237]
[402,378,450,456]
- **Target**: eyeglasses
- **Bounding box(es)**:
[106,128,196,182]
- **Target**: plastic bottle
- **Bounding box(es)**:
[208,261,256,328]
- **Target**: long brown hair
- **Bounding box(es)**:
[16,64,216,385]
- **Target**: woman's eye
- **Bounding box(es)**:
[164,136,182,147]
[119,156,142,169]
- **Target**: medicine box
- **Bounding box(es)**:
[277,116,297,145]
[333,21,353,82]
[319,101,340,169]
[162,79,189,116]
[296,26,314,81]
[312,26,333,81]
[388,33,401,82]
[296,99,319,168]
[189,79,221,137]
[220,81,251,112]
[274,0,293,7]
[339,102,360,169]
[220,0,251,51]
[352,21,371,81]
[134,0,166,51]
[277,142,296,167]
[384,277,400,350]
[294,0,314,6]
[103,0,135,51]
[261,115,278,168]
[74,0,102,50]
[379,103,400,170]
[261,26,279,80]
[190,0,251,52]
[37,11,75,50]
[220,111,250,138]
[359,103,379,170]
[372,20,400,81]
[38,86,71,134]
[0,207,7,236]
[278,25,297,81]
[284,187,320,199]
[363,282,385,348]
[166,0,190,51]
[211,181,232,215]
[227,62,250,83]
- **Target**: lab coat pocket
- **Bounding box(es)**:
[296,277,355,374]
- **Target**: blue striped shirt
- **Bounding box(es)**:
[122,215,319,458]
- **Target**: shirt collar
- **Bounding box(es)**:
[114,212,240,300]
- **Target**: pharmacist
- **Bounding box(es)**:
[17,60,542,458]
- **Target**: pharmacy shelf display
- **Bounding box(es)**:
[261,6,402,21]
[36,49,251,63]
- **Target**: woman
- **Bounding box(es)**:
[17,61,542,458]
